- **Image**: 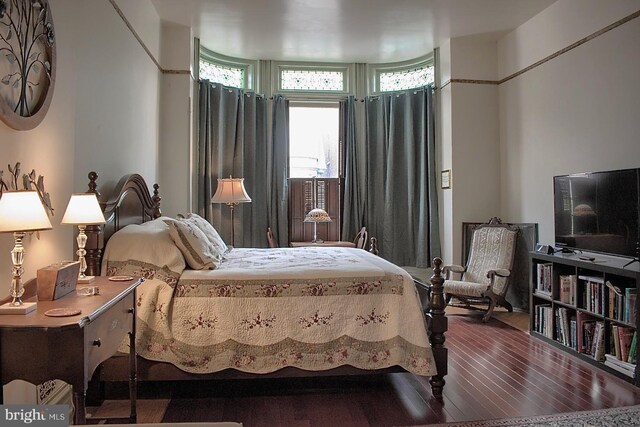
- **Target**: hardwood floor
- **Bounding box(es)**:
[99,313,640,426]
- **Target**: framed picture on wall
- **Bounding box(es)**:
[441,170,451,189]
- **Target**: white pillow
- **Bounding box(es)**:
[180,213,229,258]
[167,220,220,270]
[101,220,186,276]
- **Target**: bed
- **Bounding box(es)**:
[83,172,448,399]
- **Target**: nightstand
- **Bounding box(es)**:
[0,276,142,425]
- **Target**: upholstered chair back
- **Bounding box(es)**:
[464,226,517,295]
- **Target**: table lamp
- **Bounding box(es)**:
[211,177,252,247]
[0,191,53,314]
[304,208,332,243]
[62,193,106,283]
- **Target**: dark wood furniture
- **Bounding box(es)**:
[0,276,141,424]
[288,178,341,244]
[267,227,278,248]
[530,250,640,386]
[83,171,448,400]
[290,240,356,248]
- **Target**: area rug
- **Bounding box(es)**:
[417,405,640,426]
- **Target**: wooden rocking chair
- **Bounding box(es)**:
[443,217,518,322]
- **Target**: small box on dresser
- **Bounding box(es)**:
[37,261,80,301]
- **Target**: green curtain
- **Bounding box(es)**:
[197,81,276,248]
[341,96,363,241]
[363,86,440,267]
[268,95,290,247]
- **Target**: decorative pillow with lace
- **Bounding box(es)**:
[177,213,229,259]
[166,219,220,270]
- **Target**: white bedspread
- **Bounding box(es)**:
[102,222,435,376]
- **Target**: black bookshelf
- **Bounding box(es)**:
[530,250,640,386]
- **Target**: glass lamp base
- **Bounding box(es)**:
[0,301,37,315]
[78,275,95,284]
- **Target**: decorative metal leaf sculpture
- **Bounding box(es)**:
[0,162,54,218]
[0,0,55,119]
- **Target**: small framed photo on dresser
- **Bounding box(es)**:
[441,169,451,189]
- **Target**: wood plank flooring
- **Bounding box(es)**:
[100,312,640,426]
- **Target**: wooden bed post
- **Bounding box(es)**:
[85,171,102,277]
[429,257,447,401]
[152,183,161,219]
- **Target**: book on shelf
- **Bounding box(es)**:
[612,325,620,359]
[555,307,573,347]
[559,274,577,305]
[591,321,605,361]
[606,281,623,319]
[535,304,553,339]
[580,318,596,354]
[604,353,636,378]
[581,277,605,316]
[626,288,637,325]
[536,263,553,295]
[618,326,635,363]
[629,331,637,364]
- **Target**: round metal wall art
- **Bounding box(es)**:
[0,0,56,131]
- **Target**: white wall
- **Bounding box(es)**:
[0,0,161,402]
[437,41,453,263]
[498,0,640,245]
[158,23,193,217]
[72,0,161,195]
[439,37,500,265]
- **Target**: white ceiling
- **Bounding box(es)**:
[151,0,556,63]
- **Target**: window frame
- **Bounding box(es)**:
[288,100,342,179]
[272,61,354,99]
[199,46,257,90]
[367,53,434,94]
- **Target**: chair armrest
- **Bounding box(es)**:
[443,264,464,273]
[486,269,511,279]
[443,264,465,280]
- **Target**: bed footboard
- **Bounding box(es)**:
[428,257,447,400]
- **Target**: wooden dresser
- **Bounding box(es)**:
[0,277,141,424]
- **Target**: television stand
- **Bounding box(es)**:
[553,247,577,254]
[530,250,640,386]
[623,242,640,269]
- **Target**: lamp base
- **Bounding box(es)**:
[78,275,96,284]
[311,238,325,244]
[0,301,37,315]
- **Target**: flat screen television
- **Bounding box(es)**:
[553,168,640,258]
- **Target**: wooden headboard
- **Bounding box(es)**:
[84,171,161,276]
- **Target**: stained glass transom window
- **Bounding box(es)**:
[281,70,344,91]
[199,60,245,88]
[379,66,434,92]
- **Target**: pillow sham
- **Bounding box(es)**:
[167,219,220,270]
[179,213,229,258]
[100,219,186,276]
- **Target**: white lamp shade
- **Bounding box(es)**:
[0,191,53,232]
[304,208,332,223]
[61,193,106,225]
[211,177,252,204]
